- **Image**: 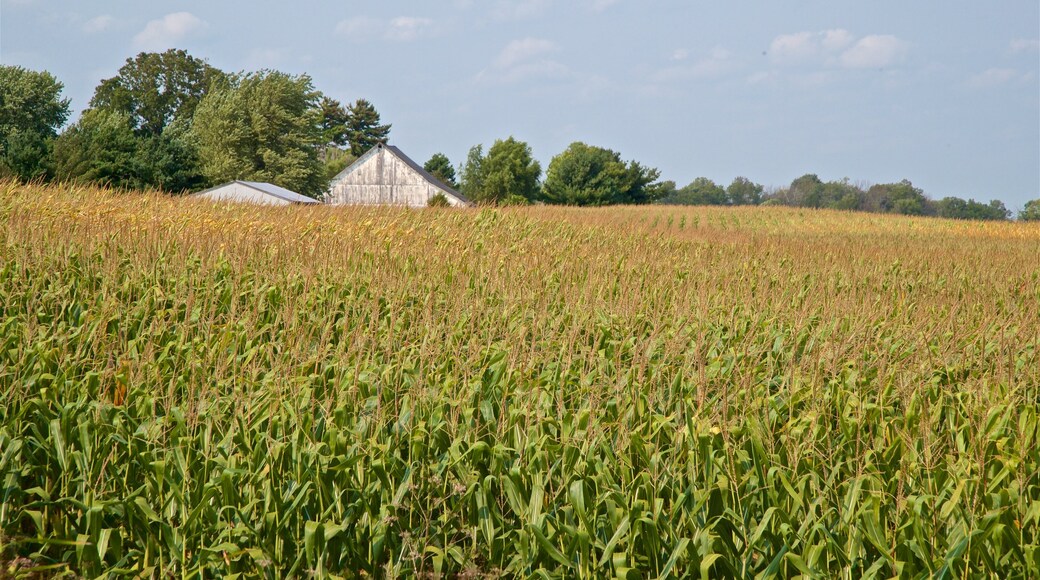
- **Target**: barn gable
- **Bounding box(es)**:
[192,181,319,205]
[325,144,471,207]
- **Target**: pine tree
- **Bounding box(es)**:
[345,99,391,156]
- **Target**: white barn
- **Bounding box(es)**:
[325,143,471,207]
[192,181,319,205]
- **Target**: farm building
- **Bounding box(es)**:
[191,181,319,205]
[326,143,471,207]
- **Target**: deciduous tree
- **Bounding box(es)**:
[1019,199,1040,221]
[90,49,225,136]
[192,71,326,197]
[0,65,70,180]
[542,142,661,206]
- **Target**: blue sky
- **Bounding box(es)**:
[2,0,1038,208]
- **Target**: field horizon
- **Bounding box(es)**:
[1,181,1038,577]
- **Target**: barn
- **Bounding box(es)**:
[325,143,471,207]
[191,181,319,205]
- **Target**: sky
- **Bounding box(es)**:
[2,0,1038,208]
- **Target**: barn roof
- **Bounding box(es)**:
[331,143,472,205]
[192,181,319,204]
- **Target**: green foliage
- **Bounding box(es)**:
[192,71,326,198]
[345,99,391,157]
[0,65,70,180]
[1019,199,1040,221]
[423,153,458,189]
[427,192,451,207]
[323,148,356,181]
[52,110,140,189]
[726,176,763,206]
[661,177,727,206]
[0,184,1037,577]
[864,180,930,215]
[318,96,350,151]
[458,144,485,200]
[90,49,225,137]
[53,110,205,193]
[935,197,1010,221]
[542,142,662,206]
[461,138,541,204]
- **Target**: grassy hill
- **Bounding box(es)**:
[1,182,1037,577]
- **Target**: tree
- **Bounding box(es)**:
[90,49,225,136]
[458,145,485,200]
[53,109,140,189]
[661,177,727,206]
[192,70,326,198]
[726,177,763,206]
[318,96,349,159]
[423,153,457,188]
[864,180,930,215]
[0,65,70,180]
[1019,199,1040,221]
[935,197,1009,221]
[345,99,391,156]
[542,142,662,206]
[784,174,823,207]
[476,137,541,204]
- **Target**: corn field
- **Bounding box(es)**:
[0,181,1038,577]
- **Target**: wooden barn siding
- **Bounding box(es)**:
[327,149,465,207]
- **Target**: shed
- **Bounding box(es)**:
[191,181,319,205]
[325,143,471,207]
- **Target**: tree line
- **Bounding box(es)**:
[0,50,388,198]
[2,51,1037,220]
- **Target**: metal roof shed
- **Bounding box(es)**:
[191,181,320,205]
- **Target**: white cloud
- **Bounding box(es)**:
[83,15,114,34]
[334,16,436,42]
[386,17,434,41]
[652,47,733,82]
[769,32,818,64]
[838,35,907,69]
[493,0,552,20]
[768,29,906,69]
[968,68,1020,88]
[821,29,854,52]
[334,16,380,41]
[1010,38,1040,53]
[495,37,558,68]
[478,37,571,84]
[133,12,206,51]
[671,49,689,61]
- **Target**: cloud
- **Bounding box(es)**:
[334,16,436,42]
[968,68,1021,88]
[768,29,906,69]
[83,15,114,34]
[652,47,734,82]
[769,31,819,64]
[386,17,435,41]
[839,35,907,69]
[133,12,206,51]
[1010,38,1040,53]
[479,37,570,84]
[492,0,552,20]
[586,0,620,12]
[334,16,380,41]
[495,37,558,68]
[821,29,854,52]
